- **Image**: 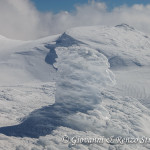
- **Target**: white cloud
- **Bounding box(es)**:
[0,0,150,40]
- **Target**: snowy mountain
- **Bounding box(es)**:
[0,24,150,150]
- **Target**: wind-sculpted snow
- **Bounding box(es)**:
[54,45,115,106]
[0,33,115,138]
[0,25,150,150]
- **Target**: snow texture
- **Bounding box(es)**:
[0,24,150,150]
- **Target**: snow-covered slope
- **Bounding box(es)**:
[65,24,150,68]
[0,24,150,150]
[0,35,59,126]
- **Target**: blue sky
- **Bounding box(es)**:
[31,0,150,13]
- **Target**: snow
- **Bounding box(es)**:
[0,82,55,127]
[0,24,150,150]
[66,25,150,68]
[0,34,58,126]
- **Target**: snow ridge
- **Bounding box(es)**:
[115,23,135,31]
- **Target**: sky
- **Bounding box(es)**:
[31,0,150,13]
[31,0,88,13]
[0,0,150,40]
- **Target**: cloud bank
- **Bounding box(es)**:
[0,0,150,40]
